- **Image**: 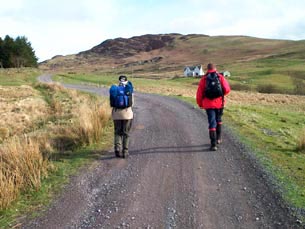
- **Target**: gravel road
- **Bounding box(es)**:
[23,75,301,228]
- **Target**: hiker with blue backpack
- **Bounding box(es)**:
[196,63,231,151]
[109,75,134,158]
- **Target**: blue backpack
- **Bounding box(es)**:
[109,82,133,108]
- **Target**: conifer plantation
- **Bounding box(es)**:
[0,35,38,68]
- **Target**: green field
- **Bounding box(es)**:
[0,68,41,86]
[224,57,305,94]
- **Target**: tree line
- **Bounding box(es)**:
[0,35,38,68]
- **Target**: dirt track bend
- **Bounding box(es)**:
[24,74,300,228]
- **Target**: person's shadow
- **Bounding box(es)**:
[98,144,211,161]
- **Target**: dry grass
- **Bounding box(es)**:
[44,83,112,147]
[0,136,49,209]
[76,103,111,145]
[135,82,305,112]
[141,85,197,97]
[0,85,48,139]
[227,91,305,111]
[0,83,111,210]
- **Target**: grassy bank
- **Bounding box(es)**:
[225,103,305,207]
[224,57,305,95]
[0,68,41,86]
[0,69,113,228]
[54,72,305,213]
[0,133,113,229]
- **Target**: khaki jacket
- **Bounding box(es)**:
[111,107,133,120]
[111,95,134,120]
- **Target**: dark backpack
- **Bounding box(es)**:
[109,82,133,108]
[204,72,223,99]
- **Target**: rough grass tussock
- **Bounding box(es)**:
[0,82,111,211]
[0,136,49,209]
[76,103,111,145]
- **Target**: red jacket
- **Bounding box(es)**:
[196,70,231,109]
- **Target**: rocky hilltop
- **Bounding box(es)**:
[79,34,177,59]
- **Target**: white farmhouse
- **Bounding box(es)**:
[184,65,204,77]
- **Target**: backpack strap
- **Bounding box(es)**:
[216,73,225,107]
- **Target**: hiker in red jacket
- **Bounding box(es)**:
[196,63,231,151]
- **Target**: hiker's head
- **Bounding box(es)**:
[207,63,216,71]
[119,75,128,85]
[119,75,127,82]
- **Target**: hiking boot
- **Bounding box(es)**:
[122,149,129,158]
[216,124,222,144]
[210,145,217,151]
[114,134,122,157]
[115,150,120,158]
[209,130,217,145]
[209,130,217,151]
[122,136,129,158]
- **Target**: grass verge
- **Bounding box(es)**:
[0,78,113,228]
[0,128,113,228]
[0,68,41,86]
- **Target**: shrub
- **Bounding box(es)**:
[292,78,305,95]
[256,84,288,94]
[230,83,252,91]
[257,84,276,93]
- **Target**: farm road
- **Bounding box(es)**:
[24,74,299,228]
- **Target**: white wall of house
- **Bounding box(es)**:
[184,68,192,76]
[194,66,203,76]
[184,65,204,77]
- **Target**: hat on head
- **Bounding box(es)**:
[119,75,127,82]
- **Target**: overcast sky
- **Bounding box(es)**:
[1,0,305,61]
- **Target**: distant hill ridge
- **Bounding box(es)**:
[40,33,305,73]
[79,34,181,58]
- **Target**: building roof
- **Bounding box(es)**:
[184,65,202,71]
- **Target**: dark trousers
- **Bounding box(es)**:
[113,120,132,152]
[206,108,223,130]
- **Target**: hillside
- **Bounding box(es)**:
[79,34,176,58]
[40,34,305,80]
